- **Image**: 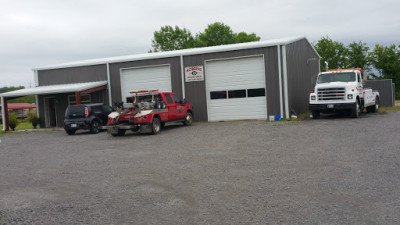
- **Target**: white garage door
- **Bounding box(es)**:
[120,65,172,102]
[205,56,267,121]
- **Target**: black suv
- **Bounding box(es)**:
[64,103,114,135]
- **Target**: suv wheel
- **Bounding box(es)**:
[90,120,100,134]
[65,129,76,135]
[151,118,161,135]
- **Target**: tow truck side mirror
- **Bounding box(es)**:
[181,99,187,104]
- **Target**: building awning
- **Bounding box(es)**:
[1,80,108,132]
[0,80,108,98]
[1,103,36,110]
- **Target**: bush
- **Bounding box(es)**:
[28,114,40,128]
[9,112,19,131]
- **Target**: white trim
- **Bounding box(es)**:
[282,45,289,119]
[180,55,186,99]
[277,45,283,117]
[43,97,51,128]
[106,63,112,106]
[1,96,5,131]
[204,54,264,63]
[34,70,39,87]
[119,63,171,72]
[0,81,108,98]
[33,36,307,71]
[35,95,39,117]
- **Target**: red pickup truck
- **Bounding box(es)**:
[105,90,193,136]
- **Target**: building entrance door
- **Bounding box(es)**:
[44,97,57,127]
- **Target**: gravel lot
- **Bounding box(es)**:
[1,111,399,225]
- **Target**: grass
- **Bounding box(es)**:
[0,119,36,132]
[379,105,400,114]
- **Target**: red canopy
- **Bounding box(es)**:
[1,103,36,110]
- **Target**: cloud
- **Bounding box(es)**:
[1,0,400,87]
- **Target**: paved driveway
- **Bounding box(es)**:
[0,112,399,224]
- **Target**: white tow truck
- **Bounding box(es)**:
[309,68,380,118]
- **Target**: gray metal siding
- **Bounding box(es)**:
[183,47,280,122]
[365,80,394,107]
[108,57,182,107]
[38,64,108,86]
[285,39,320,114]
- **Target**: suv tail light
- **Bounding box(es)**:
[85,107,89,117]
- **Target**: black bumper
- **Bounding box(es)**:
[309,103,355,111]
[64,121,90,130]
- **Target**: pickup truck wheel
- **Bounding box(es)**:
[184,112,193,126]
[371,97,379,113]
[111,129,126,136]
[65,129,76,135]
[160,122,165,129]
[90,120,100,134]
[312,110,320,119]
[151,118,161,135]
[352,101,360,118]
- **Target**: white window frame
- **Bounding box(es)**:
[68,94,91,105]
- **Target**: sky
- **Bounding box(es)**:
[1,0,399,87]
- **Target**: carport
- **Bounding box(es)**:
[1,81,107,131]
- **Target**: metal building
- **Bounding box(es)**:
[1,36,320,130]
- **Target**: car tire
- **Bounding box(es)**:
[352,101,360,118]
[312,110,320,119]
[90,120,100,134]
[160,122,165,129]
[65,129,76,135]
[183,112,193,126]
[151,118,161,135]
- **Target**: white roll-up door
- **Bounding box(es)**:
[120,65,172,102]
[205,56,267,121]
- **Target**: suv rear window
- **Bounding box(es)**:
[65,105,87,118]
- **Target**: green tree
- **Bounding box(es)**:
[150,25,195,52]
[313,36,348,70]
[369,44,400,98]
[195,22,236,47]
[347,41,369,69]
[234,32,261,43]
[150,22,260,52]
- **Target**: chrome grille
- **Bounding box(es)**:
[317,88,345,100]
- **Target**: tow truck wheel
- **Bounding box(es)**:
[151,118,161,135]
[184,112,193,126]
[352,101,360,118]
[371,97,379,113]
[90,120,100,134]
[312,110,320,119]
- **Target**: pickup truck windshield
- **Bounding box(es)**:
[318,72,356,83]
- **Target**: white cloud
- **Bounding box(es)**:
[1,0,399,87]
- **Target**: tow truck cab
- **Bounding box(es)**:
[309,68,379,118]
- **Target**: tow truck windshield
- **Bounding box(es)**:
[317,72,356,83]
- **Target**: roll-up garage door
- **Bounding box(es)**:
[205,56,267,121]
[120,65,172,102]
